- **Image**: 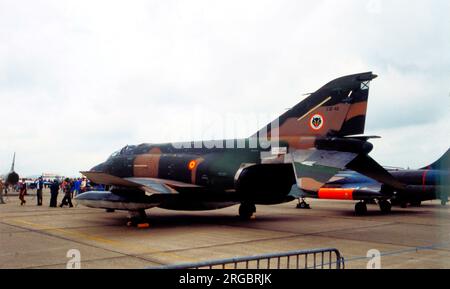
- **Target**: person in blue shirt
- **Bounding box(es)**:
[73,178,82,197]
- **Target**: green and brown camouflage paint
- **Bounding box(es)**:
[85,72,378,210]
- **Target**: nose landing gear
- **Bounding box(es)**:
[296,198,311,209]
[127,209,150,228]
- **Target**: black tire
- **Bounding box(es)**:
[239,203,256,220]
[355,202,368,216]
[106,209,115,213]
[442,200,447,206]
[379,200,392,213]
[297,202,309,209]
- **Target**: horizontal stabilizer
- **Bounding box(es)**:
[344,135,381,141]
[346,155,405,190]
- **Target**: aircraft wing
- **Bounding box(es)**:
[81,172,138,187]
[81,171,200,195]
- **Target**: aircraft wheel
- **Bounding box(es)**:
[106,209,115,213]
[239,203,256,220]
[355,202,367,216]
[127,210,148,227]
[379,200,392,213]
[296,201,311,209]
[441,200,447,206]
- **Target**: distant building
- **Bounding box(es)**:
[41,173,63,183]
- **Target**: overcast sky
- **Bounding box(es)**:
[1,0,449,177]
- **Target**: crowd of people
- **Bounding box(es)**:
[0,176,105,207]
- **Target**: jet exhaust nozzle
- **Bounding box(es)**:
[316,138,373,154]
[6,171,19,185]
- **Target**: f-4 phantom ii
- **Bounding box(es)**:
[297,149,450,215]
[77,72,403,225]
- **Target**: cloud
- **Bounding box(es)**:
[369,113,450,169]
[0,0,449,176]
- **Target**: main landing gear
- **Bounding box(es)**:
[296,198,311,209]
[355,200,392,215]
[127,209,150,228]
[355,202,368,216]
[379,200,392,214]
[239,203,256,220]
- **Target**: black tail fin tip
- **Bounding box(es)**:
[255,72,378,138]
[423,149,450,170]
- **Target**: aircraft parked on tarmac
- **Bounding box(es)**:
[296,149,449,215]
[76,72,406,226]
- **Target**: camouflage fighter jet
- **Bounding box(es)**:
[77,72,400,225]
[296,149,449,215]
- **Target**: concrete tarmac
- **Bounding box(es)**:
[1,189,449,269]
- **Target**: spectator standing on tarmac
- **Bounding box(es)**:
[49,179,59,207]
[73,178,81,197]
[60,178,67,192]
[36,177,44,206]
[19,181,27,205]
[80,177,87,193]
[0,179,5,204]
[60,178,73,208]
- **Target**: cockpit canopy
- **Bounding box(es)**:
[108,145,137,159]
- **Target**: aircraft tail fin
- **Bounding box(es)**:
[422,149,450,170]
[254,72,377,139]
[10,152,15,172]
[6,152,19,185]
